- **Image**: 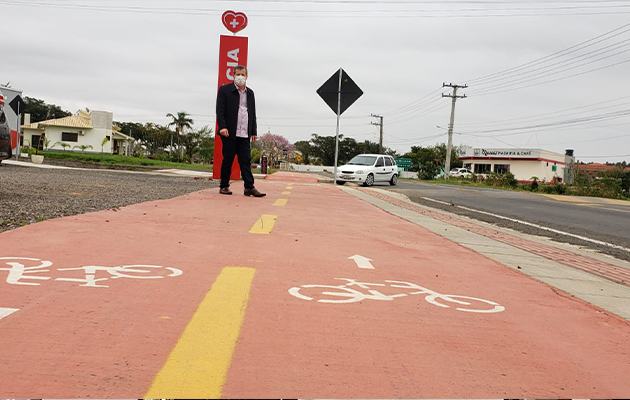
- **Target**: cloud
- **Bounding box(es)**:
[1,1,628,161]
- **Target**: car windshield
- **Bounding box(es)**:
[347,156,377,166]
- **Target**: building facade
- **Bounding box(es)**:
[21,109,132,155]
[459,148,575,184]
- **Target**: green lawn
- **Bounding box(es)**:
[39,151,213,170]
[37,151,280,173]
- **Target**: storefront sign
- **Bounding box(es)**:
[465,148,541,159]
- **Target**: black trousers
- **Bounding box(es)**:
[220,136,255,189]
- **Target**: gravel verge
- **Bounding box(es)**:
[0,163,219,233]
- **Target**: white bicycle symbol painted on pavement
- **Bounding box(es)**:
[288,278,505,313]
[0,257,183,288]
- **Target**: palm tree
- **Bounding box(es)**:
[54,141,71,151]
[73,144,93,153]
[166,111,194,161]
[101,137,110,154]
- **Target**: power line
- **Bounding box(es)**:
[382,87,442,115]
[457,109,630,136]
[456,95,630,128]
[464,21,630,84]
[468,37,630,92]
[468,51,630,96]
[3,0,630,17]
[43,0,630,4]
[468,58,630,97]
[387,101,450,125]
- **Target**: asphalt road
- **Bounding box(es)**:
[388,180,630,262]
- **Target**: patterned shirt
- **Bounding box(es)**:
[235,84,249,138]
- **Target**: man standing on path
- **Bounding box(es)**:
[216,65,266,197]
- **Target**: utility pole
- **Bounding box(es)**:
[442,83,467,178]
[370,113,383,154]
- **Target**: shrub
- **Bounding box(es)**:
[554,183,567,195]
[485,172,518,188]
[539,185,557,194]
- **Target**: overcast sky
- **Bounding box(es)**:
[1,0,629,163]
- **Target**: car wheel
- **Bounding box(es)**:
[389,174,398,186]
[335,180,346,185]
[363,174,375,187]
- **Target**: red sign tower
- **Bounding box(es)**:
[213,11,249,180]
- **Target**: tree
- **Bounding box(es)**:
[257,132,294,165]
[251,148,261,163]
[293,140,313,164]
[73,144,93,153]
[135,123,172,155]
[166,111,194,160]
[54,141,71,151]
[197,129,215,164]
[338,137,358,164]
[309,134,338,166]
[309,134,372,166]
[356,140,380,155]
[115,121,144,141]
[22,97,72,123]
[180,125,213,162]
[101,137,110,154]
[403,143,463,179]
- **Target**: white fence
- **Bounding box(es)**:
[400,171,419,179]
[290,164,335,173]
[288,163,418,179]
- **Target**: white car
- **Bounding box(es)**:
[449,167,473,178]
[335,154,398,186]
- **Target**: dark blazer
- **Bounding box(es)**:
[216,83,257,139]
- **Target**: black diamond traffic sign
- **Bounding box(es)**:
[317,68,363,116]
[9,95,25,115]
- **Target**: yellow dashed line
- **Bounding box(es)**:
[145,267,256,399]
[273,199,288,206]
[282,191,291,195]
[286,186,293,190]
[249,214,278,234]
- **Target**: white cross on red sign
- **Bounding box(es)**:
[222,11,248,34]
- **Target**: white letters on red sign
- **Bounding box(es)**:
[226,48,240,80]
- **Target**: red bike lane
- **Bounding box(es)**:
[221,179,630,399]
[1,175,629,398]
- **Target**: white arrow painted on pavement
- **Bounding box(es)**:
[348,255,375,269]
[0,307,19,321]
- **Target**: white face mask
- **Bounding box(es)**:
[234,75,247,86]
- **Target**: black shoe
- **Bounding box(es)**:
[219,187,232,195]
[244,187,266,197]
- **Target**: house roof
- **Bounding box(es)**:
[23,109,94,130]
[578,163,630,172]
[113,130,133,141]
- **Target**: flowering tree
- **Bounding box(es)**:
[256,132,294,164]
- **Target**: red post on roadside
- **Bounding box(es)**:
[213,12,249,180]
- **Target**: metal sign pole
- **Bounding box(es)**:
[15,102,20,160]
[333,68,342,186]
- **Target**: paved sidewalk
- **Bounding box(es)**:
[1,172,629,399]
